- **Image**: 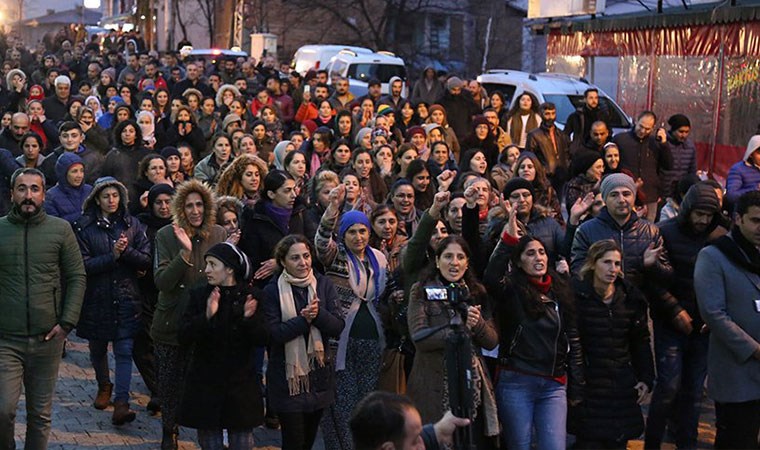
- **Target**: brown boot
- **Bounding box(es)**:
[111,400,136,425]
[93,382,113,410]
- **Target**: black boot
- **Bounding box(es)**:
[161,426,178,450]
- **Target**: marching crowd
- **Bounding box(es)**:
[0,27,759,450]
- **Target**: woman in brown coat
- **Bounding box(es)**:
[407,235,500,447]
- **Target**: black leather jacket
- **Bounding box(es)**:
[484,236,584,400]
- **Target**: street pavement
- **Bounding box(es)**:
[13,335,713,449]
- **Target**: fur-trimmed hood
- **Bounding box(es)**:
[215,84,242,107]
[82,176,129,213]
[171,178,217,239]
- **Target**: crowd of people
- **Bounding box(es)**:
[0,26,759,450]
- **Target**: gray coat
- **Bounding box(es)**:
[694,236,760,403]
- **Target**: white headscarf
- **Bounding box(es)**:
[136,110,156,147]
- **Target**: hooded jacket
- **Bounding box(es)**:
[44,152,93,223]
[151,179,227,346]
[655,184,726,327]
[410,67,444,105]
[73,178,151,340]
[726,134,760,206]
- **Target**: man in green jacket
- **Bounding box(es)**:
[0,167,86,450]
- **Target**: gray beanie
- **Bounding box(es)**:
[600,173,637,200]
[446,76,463,91]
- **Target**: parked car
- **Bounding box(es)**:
[477,69,632,134]
[326,50,408,98]
[290,44,373,76]
[187,48,249,65]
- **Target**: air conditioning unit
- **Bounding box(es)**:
[528,0,606,19]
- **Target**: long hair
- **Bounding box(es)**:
[414,235,487,300]
[507,236,573,320]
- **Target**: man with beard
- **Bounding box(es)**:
[294,83,330,124]
[565,88,611,152]
[0,168,86,449]
[581,121,612,154]
[694,190,760,449]
[645,183,726,450]
[527,102,571,193]
[571,173,672,288]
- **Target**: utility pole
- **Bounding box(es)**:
[213,0,234,48]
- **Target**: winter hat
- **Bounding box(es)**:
[109,95,124,105]
[571,151,603,177]
[301,120,318,136]
[423,123,442,136]
[28,84,45,102]
[160,146,181,160]
[472,115,490,129]
[147,183,176,207]
[502,177,535,198]
[339,210,371,239]
[354,127,372,147]
[101,67,116,82]
[681,183,720,214]
[667,114,691,130]
[5,69,26,88]
[205,242,252,280]
[406,126,425,141]
[446,76,463,91]
[222,113,242,130]
[371,127,389,139]
[600,173,637,200]
[376,104,394,117]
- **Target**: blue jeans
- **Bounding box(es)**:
[496,369,567,450]
[0,333,65,450]
[644,322,708,450]
[88,338,135,403]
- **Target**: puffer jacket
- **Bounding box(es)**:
[570,276,654,441]
[571,208,672,287]
[0,204,86,335]
[44,152,92,223]
[73,178,151,340]
[660,134,697,199]
[726,135,760,207]
[655,184,726,328]
[483,235,584,400]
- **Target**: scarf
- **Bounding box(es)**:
[264,200,293,234]
[345,247,382,305]
[137,111,156,147]
[528,274,552,294]
[713,227,760,275]
[277,269,325,396]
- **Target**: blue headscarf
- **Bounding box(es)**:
[339,210,381,304]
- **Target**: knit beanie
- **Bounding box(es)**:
[446,77,463,91]
[301,120,318,136]
[667,114,691,130]
[376,104,394,117]
[572,151,603,177]
[205,242,252,280]
[406,126,425,141]
[147,183,176,208]
[160,146,181,160]
[222,113,242,130]
[600,173,637,200]
[503,177,535,198]
[339,210,371,239]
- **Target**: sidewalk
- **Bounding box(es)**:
[13,335,714,449]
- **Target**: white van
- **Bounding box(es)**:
[326,50,408,98]
[477,69,632,134]
[290,45,373,76]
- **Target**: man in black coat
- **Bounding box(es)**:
[564,88,611,151]
[644,183,726,449]
[171,62,213,98]
[41,75,71,124]
[437,77,479,143]
[613,110,673,222]
[571,173,672,288]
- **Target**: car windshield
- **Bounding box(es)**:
[543,94,631,129]
[347,64,407,83]
[482,83,517,106]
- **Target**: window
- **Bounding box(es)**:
[543,94,632,129]
[347,64,407,83]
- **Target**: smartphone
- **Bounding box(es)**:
[304,85,310,94]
